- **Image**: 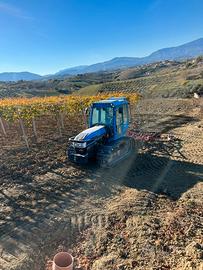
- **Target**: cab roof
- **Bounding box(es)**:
[93,97,129,107]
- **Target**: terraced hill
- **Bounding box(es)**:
[77,58,203,98]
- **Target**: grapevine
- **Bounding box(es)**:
[0,93,139,123]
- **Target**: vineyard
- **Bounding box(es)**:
[0,97,203,270]
[0,93,139,149]
[76,59,203,98]
[80,73,203,98]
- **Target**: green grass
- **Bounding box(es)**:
[75,84,102,95]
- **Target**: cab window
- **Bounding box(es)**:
[92,107,99,125]
[116,107,123,134]
[92,107,113,126]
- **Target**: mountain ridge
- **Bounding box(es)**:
[54,38,203,77]
[0,38,203,82]
[0,72,42,82]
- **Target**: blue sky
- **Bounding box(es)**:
[0,0,203,75]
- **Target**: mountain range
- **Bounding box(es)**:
[1,38,203,82]
[0,72,42,82]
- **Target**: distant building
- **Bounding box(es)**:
[194,93,200,99]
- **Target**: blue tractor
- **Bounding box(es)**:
[68,97,135,167]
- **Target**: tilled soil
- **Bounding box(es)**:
[72,185,203,270]
[0,98,202,270]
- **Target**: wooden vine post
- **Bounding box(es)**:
[57,115,62,137]
[59,112,65,129]
[0,117,6,136]
[19,118,29,149]
[16,107,29,149]
[56,103,64,137]
[83,108,88,128]
[32,117,37,139]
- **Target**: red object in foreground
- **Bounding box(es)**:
[52,252,74,270]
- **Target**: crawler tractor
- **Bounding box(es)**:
[68,97,135,167]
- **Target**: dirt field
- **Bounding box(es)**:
[0,99,202,270]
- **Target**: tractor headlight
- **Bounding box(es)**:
[73,142,87,148]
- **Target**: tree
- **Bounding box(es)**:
[196,55,203,63]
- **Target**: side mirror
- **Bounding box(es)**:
[84,107,89,115]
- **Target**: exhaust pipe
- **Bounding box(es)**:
[52,252,74,270]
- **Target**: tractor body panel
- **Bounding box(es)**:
[74,125,106,141]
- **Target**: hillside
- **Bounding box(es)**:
[0,72,42,82]
[77,57,203,98]
[0,71,115,98]
[0,57,203,99]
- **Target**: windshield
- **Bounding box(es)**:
[92,106,113,126]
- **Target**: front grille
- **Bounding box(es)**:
[75,147,87,155]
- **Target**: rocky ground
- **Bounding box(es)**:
[0,98,202,270]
